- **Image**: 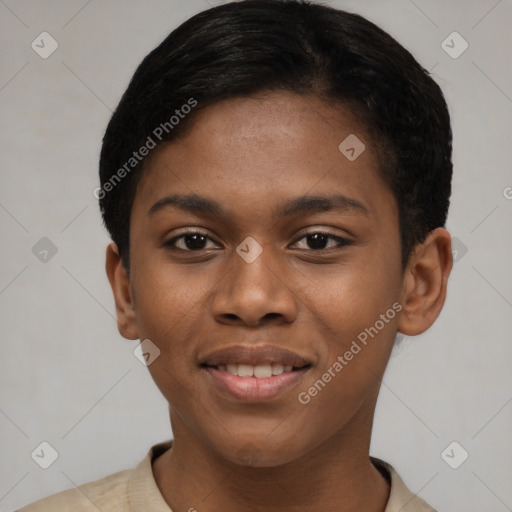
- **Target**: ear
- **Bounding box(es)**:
[397,228,453,336]
[105,242,139,340]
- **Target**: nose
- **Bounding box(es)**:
[211,244,298,327]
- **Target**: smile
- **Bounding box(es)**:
[204,362,309,378]
[202,364,311,402]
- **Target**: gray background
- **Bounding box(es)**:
[1,1,511,511]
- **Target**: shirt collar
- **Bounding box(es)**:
[128,441,173,512]
[129,442,435,512]
[371,457,437,511]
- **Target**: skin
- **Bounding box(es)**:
[106,91,453,512]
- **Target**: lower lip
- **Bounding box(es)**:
[203,366,310,402]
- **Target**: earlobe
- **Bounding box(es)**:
[105,242,139,340]
[397,228,453,336]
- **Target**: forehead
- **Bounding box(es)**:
[133,91,396,225]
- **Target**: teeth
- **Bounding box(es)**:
[254,364,272,378]
[227,364,238,375]
[238,364,254,377]
[272,364,284,375]
[216,363,298,377]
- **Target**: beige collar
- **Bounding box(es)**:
[128,441,435,512]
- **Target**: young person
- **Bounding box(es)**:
[20,1,453,510]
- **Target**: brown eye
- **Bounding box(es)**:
[292,231,352,251]
[164,231,218,251]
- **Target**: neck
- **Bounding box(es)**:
[153,395,389,512]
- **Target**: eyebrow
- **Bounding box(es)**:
[148,193,369,218]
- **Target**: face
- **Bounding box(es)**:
[119,91,407,465]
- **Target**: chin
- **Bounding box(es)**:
[216,437,308,468]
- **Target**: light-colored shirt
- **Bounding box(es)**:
[18,441,437,512]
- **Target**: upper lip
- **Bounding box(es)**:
[200,344,312,368]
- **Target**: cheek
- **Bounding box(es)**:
[303,257,400,335]
[294,297,397,438]
[131,254,210,336]
[298,257,400,398]
[129,261,214,397]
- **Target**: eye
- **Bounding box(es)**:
[163,229,352,253]
[291,230,352,251]
[163,230,219,251]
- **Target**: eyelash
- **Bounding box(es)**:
[163,229,352,253]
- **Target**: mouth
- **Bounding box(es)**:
[199,343,312,370]
[199,344,313,402]
[200,362,312,378]
[202,364,312,402]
